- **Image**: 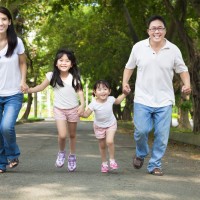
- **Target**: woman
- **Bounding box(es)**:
[0,6,28,173]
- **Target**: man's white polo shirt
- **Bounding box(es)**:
[125,38,188,107]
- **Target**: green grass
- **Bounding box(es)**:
[117,120,193,135]
[170,126,193,134]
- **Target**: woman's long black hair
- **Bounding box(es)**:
[0,6,18,57]
[50,48,83,92]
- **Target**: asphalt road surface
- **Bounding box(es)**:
[0,121,199,200]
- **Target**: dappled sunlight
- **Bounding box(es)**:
[81,154,100,158]
[191,155,200,160]
[151,175,200,183]
[16,133,57,138]
[17,184,88,198]
[171,152,200,161]
[18,184,61,197]
[113,190,176,199]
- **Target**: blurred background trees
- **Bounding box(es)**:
[0,0,199,133]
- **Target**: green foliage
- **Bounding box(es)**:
[2,0,199,126]
[23,94,28,103]
[180,100,192,111]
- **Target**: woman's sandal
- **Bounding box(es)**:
[9,158,19,168]
[0,169,6,173]
[149,168,164,176]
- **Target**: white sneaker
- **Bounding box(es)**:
[55,151,66,168]
[68,154,76,172]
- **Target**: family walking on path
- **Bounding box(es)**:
[0,6,191,177]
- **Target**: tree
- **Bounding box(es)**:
[164,0,200,133]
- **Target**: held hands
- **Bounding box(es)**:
[122,83,131,95]
[77,104,85,116]
[20,81,29,93]
[181,85,191,100]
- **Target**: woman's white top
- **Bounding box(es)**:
[0,37,25,96]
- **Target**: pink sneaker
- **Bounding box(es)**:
[110,160,118,170]
[101,164,109,173]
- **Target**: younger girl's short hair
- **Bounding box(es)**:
[92,80,110,97]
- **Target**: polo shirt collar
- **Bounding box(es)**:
[145,38,170,49]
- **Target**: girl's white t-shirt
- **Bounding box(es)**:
[88,96,116,128]
[46,72,79,109]
[0,37,25,96]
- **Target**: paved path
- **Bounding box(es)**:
[0,121,200,200]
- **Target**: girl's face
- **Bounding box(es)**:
[94,84,111,102]
[56,54,72,72]
[0,12,11,34]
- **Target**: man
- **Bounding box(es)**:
[122,15,191,176]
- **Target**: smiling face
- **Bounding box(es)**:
[0,12,11,34]
[56,54,72,73]
[147,19,166,44]
[94,83,111,102]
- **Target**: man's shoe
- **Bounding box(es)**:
[133,155,144,169]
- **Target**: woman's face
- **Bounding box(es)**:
[0,12,11,34]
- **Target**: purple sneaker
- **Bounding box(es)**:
[68,154,76,172]
[55,151,66,168]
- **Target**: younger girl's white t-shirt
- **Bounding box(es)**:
[46,72,79,109]
[0,37,25,96]
[88,96,116,128]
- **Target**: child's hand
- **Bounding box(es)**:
[20,82,29,93]
[27,88,32,93]
[123,83,131,95]
[77,105,84,116]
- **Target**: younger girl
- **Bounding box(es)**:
[81,80,126,173]
[28,49,84,172]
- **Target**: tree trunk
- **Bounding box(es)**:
[122,93,133,121]
[191,57,200,133]
[20,93,33,121]
[178,109,191,129]
[164,0,200,134]
[122,3,139,43]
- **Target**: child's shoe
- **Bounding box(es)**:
[68,154,76,172]
[110,160,118,170]
[101,163,109,173]
[55,151,66,168]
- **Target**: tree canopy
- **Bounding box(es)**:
[1,0,200,133]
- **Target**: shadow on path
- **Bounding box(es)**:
[0,121,199,200]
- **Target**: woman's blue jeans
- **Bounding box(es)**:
[0,93,23,170]
[133,103,172,172]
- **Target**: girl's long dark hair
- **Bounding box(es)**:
[50,48,83,92]
[0,6,18,57]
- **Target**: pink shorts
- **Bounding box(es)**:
[93,122,117,139]
[53,106,79,122]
